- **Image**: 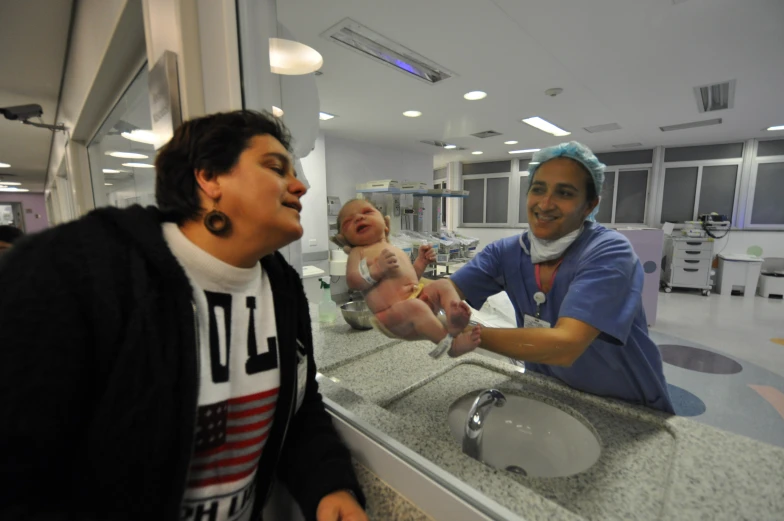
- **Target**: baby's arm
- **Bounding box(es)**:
[413,244,436,279]
[346,247,399,291]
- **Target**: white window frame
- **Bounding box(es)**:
[744,152,784,230]
[598,164,652,227]
[654,157,744,227]
[460,172,514,227]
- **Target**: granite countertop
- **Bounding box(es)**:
[311,306,784,521]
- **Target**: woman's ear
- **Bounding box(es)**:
[583,197,600,219]
[194,169,222,201]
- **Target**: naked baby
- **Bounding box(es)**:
[333,199,480,358]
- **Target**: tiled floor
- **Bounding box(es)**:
[652,290,784,448]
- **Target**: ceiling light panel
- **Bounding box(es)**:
[522,117,571,137]
[269,38,323,75]
[121,130,158,145]
[319,112,336,121]
[504,141,518,145]
[464,91,487,100]
[660,118,722,132]
[0,162,10,168]
[403,111,422,118]
[472,151,483,155]
[509,148,541,154]
[767,125,784,131]
[322,18,455,84]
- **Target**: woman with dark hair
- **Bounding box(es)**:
[0,110,367,521]
[0,224,24,256]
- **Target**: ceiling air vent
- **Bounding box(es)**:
[612,142,643,149]
[322,18,455,84]
[420,140,466,151]
[693,80,736,113]
[471,130,502,139]
[583,123,621,133]
[660,118,722,132]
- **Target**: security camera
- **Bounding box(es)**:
[0,104,66,132]
[0,104,44,121]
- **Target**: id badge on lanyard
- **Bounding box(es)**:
[524,291,551,328]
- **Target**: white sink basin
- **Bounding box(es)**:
[448,392,601,478]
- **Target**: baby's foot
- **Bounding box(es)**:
[447,301,471,335]
[449,325,481,358]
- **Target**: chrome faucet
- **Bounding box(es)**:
[463,389,506,461]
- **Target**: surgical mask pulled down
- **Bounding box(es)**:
[520,226,584,264]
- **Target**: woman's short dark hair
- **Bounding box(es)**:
[155,110,292,223]
[0,225,23,244]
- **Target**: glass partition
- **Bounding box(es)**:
[87,66,156,210]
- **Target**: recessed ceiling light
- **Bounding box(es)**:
[472,151,483,155]
[105,183,113,186]
[504,141,518,145]
[121,130,158,145]
[0,187,28,192]
[509,148,541,154]
[444,144,457,149]
[522,117,571,137]
[107,151,148,159]
[122,162,154,169]
[269,38,323,75]
[403,110,422,118]
[464,91,487,101]
[319,112,336,121]
[0,181,21,186]
[0,162,10,168]
[767,125,784,131]
[272,106,284,118]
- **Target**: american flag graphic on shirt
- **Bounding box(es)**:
[187,388,278,488]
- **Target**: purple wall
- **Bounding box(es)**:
[0,193,50,233]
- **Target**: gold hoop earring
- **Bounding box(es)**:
[204,202,231,236]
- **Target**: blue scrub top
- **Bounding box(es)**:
[451,222,674,413]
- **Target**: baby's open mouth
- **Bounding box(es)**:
[357,224,370,233]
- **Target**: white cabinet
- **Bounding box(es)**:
[661,237,715,296]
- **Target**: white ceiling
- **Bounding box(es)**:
[0,0,73,192]
[277,0,784,168]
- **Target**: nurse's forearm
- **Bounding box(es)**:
[478,320,597,366]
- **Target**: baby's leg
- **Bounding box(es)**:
[374,299,449,344]
[420,280,472,336]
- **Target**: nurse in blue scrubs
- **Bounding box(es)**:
[448,142,674,413]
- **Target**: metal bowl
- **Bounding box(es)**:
[340,301,374,330]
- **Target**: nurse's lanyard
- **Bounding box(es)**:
[533,260,563,318]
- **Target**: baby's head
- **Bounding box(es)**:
[336,199,390,248]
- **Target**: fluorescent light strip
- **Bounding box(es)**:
[121,130,158,145]
[122,162,154,169]
[106,151,148,159]
[767,125,784,131]
[319,112,336,121]
[509,148,541,154]
[0,181,21,186]
[504,141,518,145]
[522,117,571,137]
[0,162,10,168]
[403,110,422,118]
[0,187,29,192]
[472,151,483,155]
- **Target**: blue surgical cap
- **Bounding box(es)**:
[527,141,606,221]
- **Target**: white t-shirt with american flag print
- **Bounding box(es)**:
[163,223,280,521]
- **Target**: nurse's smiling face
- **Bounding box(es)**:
[527,158,598,241]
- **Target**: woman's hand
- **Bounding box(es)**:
[316,490,368,521]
